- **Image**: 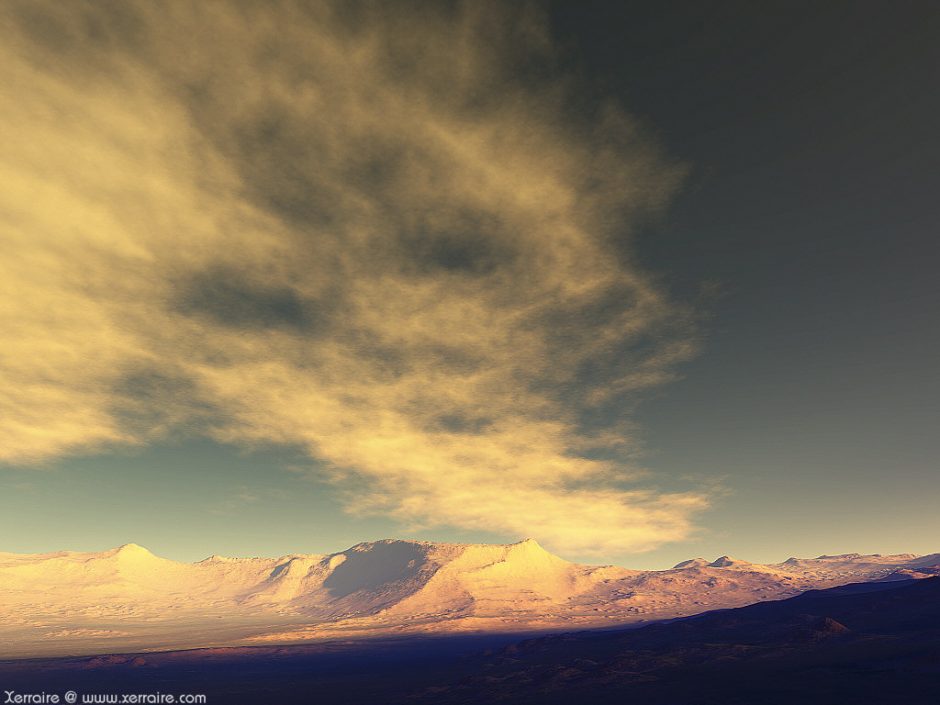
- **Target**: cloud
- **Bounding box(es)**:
[0,0,708,555]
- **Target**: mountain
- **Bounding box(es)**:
[1,578,936,704]
[1,539,937,658]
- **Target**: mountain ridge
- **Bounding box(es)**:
[1,538,937,658]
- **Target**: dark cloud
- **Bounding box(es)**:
[177,268,327,333]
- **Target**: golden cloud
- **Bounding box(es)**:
[0,0,708,555]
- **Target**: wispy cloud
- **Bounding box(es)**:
[208,486,290,516]
[0,0,708,555]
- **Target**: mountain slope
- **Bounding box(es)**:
[412,576,940,704]
[0,539,936,657]
[0,578,936,705]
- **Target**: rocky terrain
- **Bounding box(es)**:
[1,538,937,657]
[1,577,937,704]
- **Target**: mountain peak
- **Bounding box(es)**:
[113,543,154,557]
[199,554,237,563]
[673,557,709,569]
[515,538,544,549]
[709,556,747,568]
[816,553,862,560]
[507,537,564,560]
[90,543,163,568]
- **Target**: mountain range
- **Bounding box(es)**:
[2,538,938,658]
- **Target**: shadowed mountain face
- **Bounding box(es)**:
[0,539,937,658]
[0,578,937,705]
[322,541,432,598]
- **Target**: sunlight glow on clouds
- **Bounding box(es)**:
[0,0,708,555]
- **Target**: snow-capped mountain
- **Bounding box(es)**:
[1,539,936,658]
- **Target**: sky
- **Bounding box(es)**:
[1,1,937,570]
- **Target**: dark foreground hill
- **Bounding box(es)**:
[0,577,937,704]
[413,576,940,705]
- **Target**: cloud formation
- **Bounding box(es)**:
[0,0,707,555]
